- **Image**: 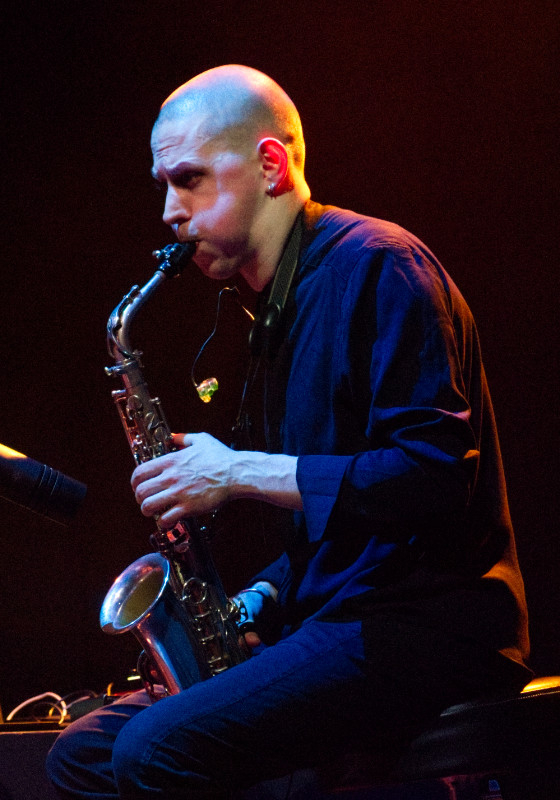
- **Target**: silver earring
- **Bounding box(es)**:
[266,182,276,197]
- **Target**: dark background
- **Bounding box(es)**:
[0,0,557,714]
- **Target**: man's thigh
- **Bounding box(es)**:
[115,619,373,785]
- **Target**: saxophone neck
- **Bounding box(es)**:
[106,242,197,365]
[106,273,164,365]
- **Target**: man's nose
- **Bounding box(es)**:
[162,186,190,227]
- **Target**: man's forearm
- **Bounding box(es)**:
[132,433,302,525]
[231,451,303,510]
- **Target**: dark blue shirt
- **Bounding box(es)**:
[256,202,529,668]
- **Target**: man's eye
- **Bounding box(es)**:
[174,171,203,189]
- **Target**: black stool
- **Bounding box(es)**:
[312,677,560,800]
[394,676,560,799]
[244,678,560,799]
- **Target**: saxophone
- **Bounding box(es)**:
[99,242,250,701]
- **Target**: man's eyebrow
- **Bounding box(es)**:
[151,160,202,181]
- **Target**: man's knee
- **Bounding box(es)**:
[46,722,96,794]
[46,730,69,788]
[111,706,202,794]
[112,719,149,793]
[111,706,232,798]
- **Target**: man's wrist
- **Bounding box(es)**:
[230,451,302,510]
[242,581,278,602]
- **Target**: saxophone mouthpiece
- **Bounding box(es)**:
[153,242,197,278]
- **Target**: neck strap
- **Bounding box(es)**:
[248,212,303,358]
[231,212,303,449]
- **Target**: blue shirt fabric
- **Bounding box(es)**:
[256,201,529,669]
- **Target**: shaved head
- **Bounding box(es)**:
[154,65,306,172]
[150,66,310,291]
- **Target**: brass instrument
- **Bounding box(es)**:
[100,243,249,700]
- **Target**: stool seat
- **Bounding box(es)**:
[321,676,560,798]
[396,677,560,797]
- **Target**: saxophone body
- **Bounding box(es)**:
[100,243,249,700]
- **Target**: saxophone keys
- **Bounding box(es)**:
[125,394,144,419]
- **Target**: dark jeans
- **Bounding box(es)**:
[46,617,529,799]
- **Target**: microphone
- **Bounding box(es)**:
[0,443,87,526]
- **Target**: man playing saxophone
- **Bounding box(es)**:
[47,64,531,799]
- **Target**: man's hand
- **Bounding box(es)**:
[233,582,280,648]
[131,432,302,530]
[131,433,235,528]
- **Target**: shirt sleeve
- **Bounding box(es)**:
[244,551,292,597]
[296,244,480,544]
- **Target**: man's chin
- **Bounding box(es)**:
[193,253,239,281]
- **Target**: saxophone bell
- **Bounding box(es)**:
[100,552,210,699]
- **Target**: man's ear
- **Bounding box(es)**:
[257,137,289,195]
